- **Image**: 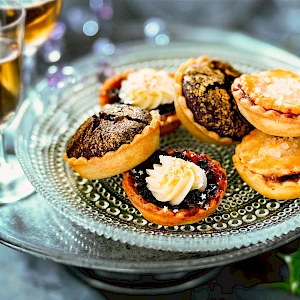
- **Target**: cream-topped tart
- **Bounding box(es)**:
[99,68,181,135]
[122,149,227,226]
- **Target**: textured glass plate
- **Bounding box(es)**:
[17,36,300,252]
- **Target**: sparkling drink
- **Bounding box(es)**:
[0,37,21,127]
[0,0,35,204]
[23,0,62,47]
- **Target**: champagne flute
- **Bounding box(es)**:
[0,0,34,203]
[16,0,62,93]
[20,0,62,55]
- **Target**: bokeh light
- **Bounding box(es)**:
[83,20,99,36]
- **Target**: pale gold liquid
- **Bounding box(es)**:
[0,38,21,126]
[23,0,62,47]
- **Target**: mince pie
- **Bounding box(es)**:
[232,69,300,137]
[174,56,253,145]
[99,68,181,135]
[122,149,227,226]
[233,129,300,200]
[64,104,160,180]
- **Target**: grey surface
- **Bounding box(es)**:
[0,244,105,300]
[0,242,299,299]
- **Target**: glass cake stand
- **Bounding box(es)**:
[2,31,300,294]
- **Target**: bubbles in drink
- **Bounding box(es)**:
[0,38,21,126]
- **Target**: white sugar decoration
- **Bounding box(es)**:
[271,150,281,158]
[274,95,284,106]
[271,138,277,145]
[262,76,300,105]
[163,206,168,212]
[281,142,289,150]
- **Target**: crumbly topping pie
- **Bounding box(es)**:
[175,56,253,145]
[66,104,152,159]
[64,104,161,180]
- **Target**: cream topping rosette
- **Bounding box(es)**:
[145,155,207,205]
[119,68,175,110]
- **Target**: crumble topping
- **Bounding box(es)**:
[182,58,253,140]
[66,104,152,159]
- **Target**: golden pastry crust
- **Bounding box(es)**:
[232,69,300,137]
[174,56,251,146]
[64,110,161,180]
[233,129,300,200]
[99,69,181,136]
[122,150,227,226]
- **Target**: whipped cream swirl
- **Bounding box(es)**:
[119,68,175,110]
[146,155,207,206]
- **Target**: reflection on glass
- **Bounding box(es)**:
[21,0,62,55]
[0,0,35,203]
[16,0,62,94]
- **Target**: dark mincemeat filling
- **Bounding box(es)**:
[108,87,176,115]
[130,150,222,210]
[108,88,121,104]
[267,173,300,183]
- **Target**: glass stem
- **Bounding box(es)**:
[0,129,8,168]
[22,52,37,98]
